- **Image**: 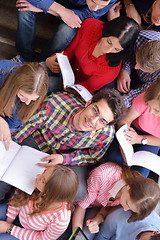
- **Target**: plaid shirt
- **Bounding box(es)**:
[12,92,114,165]
[122,30,160,107]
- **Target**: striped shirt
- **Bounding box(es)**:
[12,92,114,165]
[7,201,71,240]
[122,30,160,107]
[78,162,123,209]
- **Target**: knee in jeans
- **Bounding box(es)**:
[18,10,36,23]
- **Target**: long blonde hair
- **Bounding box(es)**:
[0,63,48,123]
[9,165,79,214]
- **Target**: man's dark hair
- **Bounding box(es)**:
[92,88,126,125]
[150,233,160,240]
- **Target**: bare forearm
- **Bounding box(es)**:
[6,217,14,224]
[137,135,160,146]
[47,2,65,16]
[72,206,86,231]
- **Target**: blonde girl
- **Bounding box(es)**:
[0,61,48,150]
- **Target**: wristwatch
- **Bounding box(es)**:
[141,137,148,145]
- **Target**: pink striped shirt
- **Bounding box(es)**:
[78,162,123,208]
[7,201,71,240]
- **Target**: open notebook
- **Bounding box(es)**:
[116,124,160,175]
[0,140,48,194]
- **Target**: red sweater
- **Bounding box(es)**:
[52,18,121,93]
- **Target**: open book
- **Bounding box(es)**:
[0,141,48,195]
[56,53,92,102]
[116,124,160,175]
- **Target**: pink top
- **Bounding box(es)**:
[78,162,122,209]
[51,18,121,93]
[7,201,71,240]
[132,93,160,138]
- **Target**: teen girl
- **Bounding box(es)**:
[0,165,78,240]
[72,162,160,240]
[0,61,48,150]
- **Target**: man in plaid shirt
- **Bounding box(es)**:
[117,30,160,107]
[12,89,125,166]
[0,89,125,202]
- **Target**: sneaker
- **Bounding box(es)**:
[11,55,25,64]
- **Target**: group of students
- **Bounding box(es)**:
[0,0,160,239]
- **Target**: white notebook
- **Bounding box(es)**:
[116,125,160,175]
[0,141,48,194]
[56,53,92,102]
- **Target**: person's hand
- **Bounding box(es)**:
[38,154,64,167]
[16,0,43,12]
[124,127,142,144]
[0,117,11,151]
[86,218,100,233]
[125,4,141,25]
[117,70,131,93]
[46,55,61,73]
[107,2,122,21]
[0,221,11,233]
[58,8,82,28]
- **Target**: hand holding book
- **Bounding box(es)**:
[116,125,160,175]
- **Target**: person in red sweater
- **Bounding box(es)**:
[45,16,140,94]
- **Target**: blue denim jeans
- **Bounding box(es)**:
[0,60,21,86]
[0,203,19,240]
[16,11,77,61]
[40,62,63,94]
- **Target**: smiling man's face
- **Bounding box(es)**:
[72,99,114,132]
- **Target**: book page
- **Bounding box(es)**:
[131,151,160,175]
[56,53,93,102]
[2,145,49,195]
[116,124,134,165]
[69,84,92,102]
[56,53,75,87]
[0,141,21,179]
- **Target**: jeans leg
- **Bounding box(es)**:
[39,22,77,61]
[39,62,63,94]
[0,61,21,87]
[16,11,37,61]
[0,233,19,240]
[0,202,8,220]
[0,203,20,239]
[70,166,88,202]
